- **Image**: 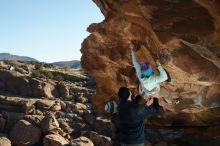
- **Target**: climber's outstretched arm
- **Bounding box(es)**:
[154,60,168,83]
[131,51,142,79]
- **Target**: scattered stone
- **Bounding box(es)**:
[50,100,62,111]
[59,121,74,134]
[75,103,87,111]
[40,112,59,134]
[65,101,74,113]
[58,83,70,97]
[76,95,88,103]
[33,109,44,115]
[9,120,41,146]
[43,134,69,146]
[35,99,55,110]
[59,100,67,111]
[23,115,44,126]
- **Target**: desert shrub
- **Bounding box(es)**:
[3,60,18,67]
[42,70,54,79]
[31,70,41,78]
[34,63,43,70]
[55,75,64,82]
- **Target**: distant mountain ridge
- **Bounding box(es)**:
[0,53,38,61]
[52,60,81,69]
[0,52,81,68]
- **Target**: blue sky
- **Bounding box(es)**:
[0,0,104,63]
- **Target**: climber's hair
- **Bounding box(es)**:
[118,87,130,100]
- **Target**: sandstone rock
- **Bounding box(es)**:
[9,120,41,146]
[50,101,62,111]
[35,99,55,110]
[64,101,74,113]
[33,109,44,115]
[0,95,36,113]
[74,102,93,114]
[75,103,87,112]
[71,136,94,146]
[43,134,69,146]
[0,70,32,96]
[0,135,11,146]
[58,83,69,97]
[59,121,74,134]
[76,95,88,103]
[59,100,67,111]
[23,115,44,126]
[81,0,220,118]
[40,112,59,134]
[30,78,59,98]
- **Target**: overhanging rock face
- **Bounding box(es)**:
[81,0,220,116]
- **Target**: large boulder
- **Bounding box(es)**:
[57,83,70,97]
[9,120,41,146]
[43,134,69,146]
[0,95,36,113]
[0,70,32,96]
[29,78,59,98]
[81,0,220,116]
[40,112,59,135]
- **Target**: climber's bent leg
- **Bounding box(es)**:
[159,86,173,104]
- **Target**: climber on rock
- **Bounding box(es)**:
[117,87,159,146]
[129,40,173,105]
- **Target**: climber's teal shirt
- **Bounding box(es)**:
[131,51,168,97]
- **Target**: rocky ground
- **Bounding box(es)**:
[0,60,219,146]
